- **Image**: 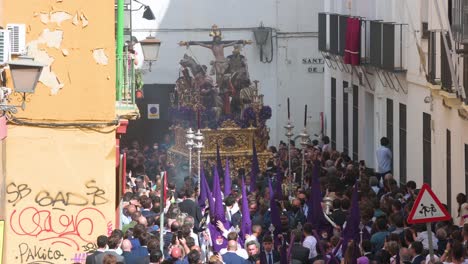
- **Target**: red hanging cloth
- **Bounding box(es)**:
[344,17,361,66]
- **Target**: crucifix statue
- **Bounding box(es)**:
[179,25,252,114]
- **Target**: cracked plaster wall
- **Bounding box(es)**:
[4,0,116,121]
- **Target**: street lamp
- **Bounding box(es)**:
[0,56,44,113]
[253,22,273,63]
[133,0,156,20]
[140,36,161,71]
[186,128,195,179]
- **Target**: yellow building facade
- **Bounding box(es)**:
[0,0,127,263]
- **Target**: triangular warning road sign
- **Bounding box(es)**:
[407,184,451,224]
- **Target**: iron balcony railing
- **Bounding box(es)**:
[116,50,136,105]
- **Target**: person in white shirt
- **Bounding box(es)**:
[302,223,318,261]
[376,137,392,181]
[219,232,248,259]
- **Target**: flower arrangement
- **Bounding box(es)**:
[259,106,272,123]
[169,104,272,129]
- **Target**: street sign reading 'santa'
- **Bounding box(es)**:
[407,184,451,224]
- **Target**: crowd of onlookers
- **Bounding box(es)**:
[85,135,468,264]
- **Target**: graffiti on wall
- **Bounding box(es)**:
[6,180,112,264]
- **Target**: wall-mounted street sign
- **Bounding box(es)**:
[302,57,325,73]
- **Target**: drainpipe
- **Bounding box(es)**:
[116,0,124,101]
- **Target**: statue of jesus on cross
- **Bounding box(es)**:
[179,25,252,87]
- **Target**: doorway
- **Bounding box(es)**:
[123,84,174,148]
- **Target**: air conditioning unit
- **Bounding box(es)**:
[0,30,11,64]
[7,24,26,55]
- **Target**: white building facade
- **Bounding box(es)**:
[321,0,468,214]
[130,0,324,145]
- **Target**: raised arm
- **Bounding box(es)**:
[179,41,212,49]
[223,40,252,48]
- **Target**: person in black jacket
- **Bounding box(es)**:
[178,188,203,231]
[290,229,310,264]
[85,235,108,264]
[330,199,347,228]
[225,195,242,228]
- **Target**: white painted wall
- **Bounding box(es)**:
[323,0,468,216]
[132,0,324,145]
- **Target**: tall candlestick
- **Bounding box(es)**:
[197,110,201,129]
[304,104,307,127]
[287,98,290,120]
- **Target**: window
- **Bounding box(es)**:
[387,99,394,172]
[399,104,407,184]
[343,81,349,154]
[331,78,337,150]
[447,129,452,213]
[353,85,359,161]
[423,113,432,185]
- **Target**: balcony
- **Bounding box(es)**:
[116,50,140,119]
[369,21,407,72]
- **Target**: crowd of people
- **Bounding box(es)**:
[85,135,468,264]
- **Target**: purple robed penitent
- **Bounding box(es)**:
[269,177,282,247]
[307,160,332,233]
[240,177,251,247]
[209,166,230,252]
[224,159,232,196]
[250,138,259,192]
[341,181,361,264]
[203,170,215,219]
[198,166,207,208]
[274,168,284,201]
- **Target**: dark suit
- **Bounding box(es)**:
[411,255,424,264]
[178,198,203,230]
[229,211,242,228]
[222,252,248,264]
[122,251,149,264]
[141,209,157,220]
[259,250,280,264]
[85,250,104,264]
[163,232,173,257]
[290,243,310,264]
[131,246,149,257]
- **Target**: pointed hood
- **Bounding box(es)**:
[224,158,232,196]
[250,138,259,192]
[209,165,230,252]
[203,171,215,220]
[342,181,361,257]
[307,160,331,232]
[198,166,207,208]
[274,168,284,201]
[213,166,226,223]
[269,177,281,247]
[240,177,252,246]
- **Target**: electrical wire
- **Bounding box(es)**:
[8,117,120,130]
